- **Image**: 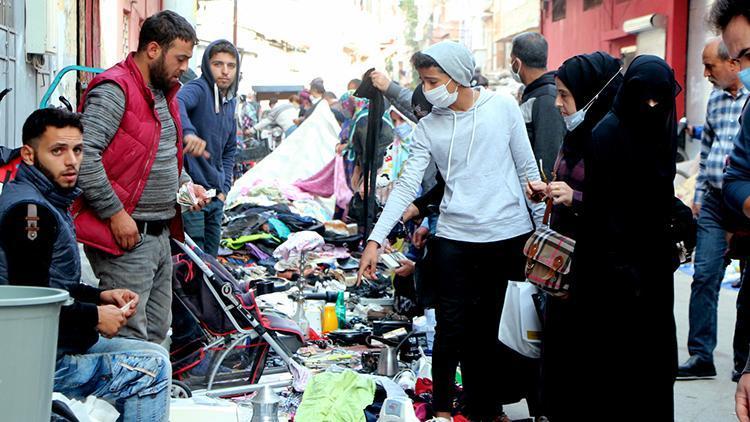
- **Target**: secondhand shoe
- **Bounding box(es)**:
[676,355,716,379]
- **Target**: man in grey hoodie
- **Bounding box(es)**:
[359,41,544,421]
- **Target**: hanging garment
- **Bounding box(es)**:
[294,155,354,211]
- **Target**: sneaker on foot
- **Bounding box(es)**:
[677,355,717,379]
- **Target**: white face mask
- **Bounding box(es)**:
[511,59,523,84]
[424,79,459,108]
[562,66,623,132]
[563,104,590,132]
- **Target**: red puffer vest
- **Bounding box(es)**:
[73,53,185,256]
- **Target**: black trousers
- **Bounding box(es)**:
[430,233,535,420]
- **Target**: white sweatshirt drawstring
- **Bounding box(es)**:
[446,111,457,181]
[214,83,220,114]
[467,107,477,164]
[446,106,478,181]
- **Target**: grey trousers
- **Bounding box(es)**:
[85,229,173,344]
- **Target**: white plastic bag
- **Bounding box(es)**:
[51,393,120,422]
[498,281,542,359]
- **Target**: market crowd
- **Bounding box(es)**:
[2,1,750,421]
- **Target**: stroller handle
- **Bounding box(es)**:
[174,235,216,279]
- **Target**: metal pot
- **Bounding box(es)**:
[250,385,280,422]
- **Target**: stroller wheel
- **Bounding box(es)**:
[170,380,192,399]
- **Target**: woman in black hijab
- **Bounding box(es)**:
[577,55,680,419]
[524,51,623,419]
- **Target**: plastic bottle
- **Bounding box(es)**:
[335,291,346,328]
[322,304,339,333]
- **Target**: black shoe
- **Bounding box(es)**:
[677,356,717,379]
[733,370,743,383]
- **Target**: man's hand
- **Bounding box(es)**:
[549,181,574,207]
[184,134,210,158]
[191,184,212,211]
[412,226,430,249]
[402,203,420,223]
[336,143,348,155]
[692,202,702,219]
[357,241,381,285]
[100,289,139,318]
[217,192,226,202]
[370,70,391,93]
[109,209,140,250]
[394,259,415,277]
[737,373,750,422]
[526,180,548,203]
[96,304,127,338]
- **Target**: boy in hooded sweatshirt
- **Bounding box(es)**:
[178,39,240,256]
[359,41,544,421]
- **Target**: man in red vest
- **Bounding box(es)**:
[75,10,209,344]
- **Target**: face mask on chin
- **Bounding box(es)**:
[563,66,623,132]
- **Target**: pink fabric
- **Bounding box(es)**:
[293,156,353,211]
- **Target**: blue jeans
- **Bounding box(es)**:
[182,199,224,257]
[688,188,730,362]
[54,337,171,422]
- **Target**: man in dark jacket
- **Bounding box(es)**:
[178,39,240,256]
[510,32,567,178]
[0,108,171,422]
[711,1,750,416]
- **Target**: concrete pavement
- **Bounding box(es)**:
[504,270,740,421]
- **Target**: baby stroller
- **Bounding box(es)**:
[170,236,306,397]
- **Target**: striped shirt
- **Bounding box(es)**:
[79,83,188,222]
[694,87,748,205]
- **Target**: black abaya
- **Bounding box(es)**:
[575,55,680,420]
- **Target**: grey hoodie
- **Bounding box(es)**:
[368,87,544,244]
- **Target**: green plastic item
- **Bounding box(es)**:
[221,233,280,250]
[0,286,69,422]
[335,291,346,327]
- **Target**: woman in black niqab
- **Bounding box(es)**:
[576,55,681,420]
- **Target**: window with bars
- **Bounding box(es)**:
[0,0,12,28]
[584,0,603,10]
[552,0,566,22]
[0,0,15,148]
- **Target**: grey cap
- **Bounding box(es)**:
[423,41,476,87]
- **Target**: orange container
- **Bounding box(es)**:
[321,304,339,334]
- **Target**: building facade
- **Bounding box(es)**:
[540,0,688,117]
